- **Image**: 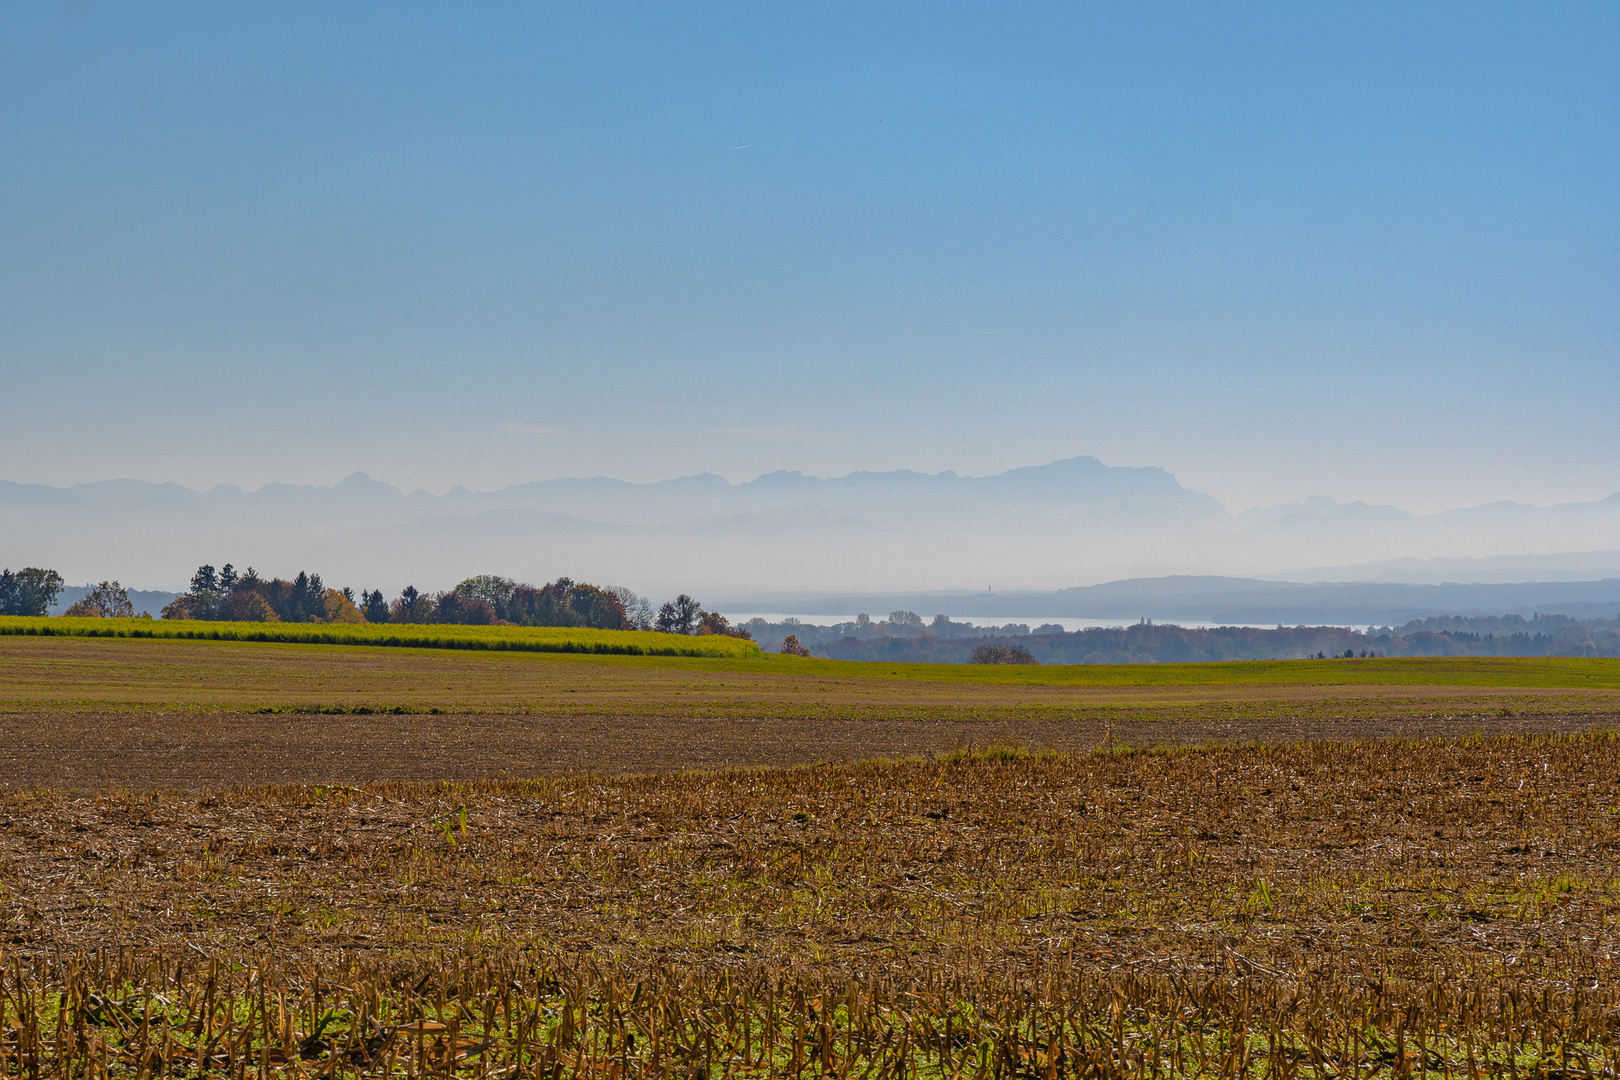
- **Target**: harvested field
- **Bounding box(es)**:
[2,734,1619,1075]
[5,706,1620,790]
[3,637,1620,787]
[3,636,1620,1075]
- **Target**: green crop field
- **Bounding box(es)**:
[877,653,1620,689]
[744,652,1620,689]
[0,615,763,659]
[8,615,1620,688]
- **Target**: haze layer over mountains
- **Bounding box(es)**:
[6,457,1620,600]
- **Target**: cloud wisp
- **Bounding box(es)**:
[704,424,811,441]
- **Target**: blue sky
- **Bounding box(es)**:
[2,2,1616,513]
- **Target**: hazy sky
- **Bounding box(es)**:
[3,2,1617,513]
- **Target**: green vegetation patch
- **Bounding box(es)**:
[9,617,1620,691]
[686,652,1620,689]
[934,653,1620,689]
[0,616,762,659]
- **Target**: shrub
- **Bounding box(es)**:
[971,644,1038,665]
[697,610,753,639]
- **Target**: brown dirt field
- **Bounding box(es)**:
[3,636,1620,1073]
[5,708,1620,790]
[2,735,1616,986]
[4,735,1618,1075]
[3,636,1620,787]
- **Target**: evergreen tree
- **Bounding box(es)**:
[189,565,219,596]
[362,589,390,623]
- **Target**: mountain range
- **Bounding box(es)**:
[5,457,1620,601]
[722,576,1620,627]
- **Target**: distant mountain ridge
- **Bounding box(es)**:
[0,456,1223,527]
[49,585,177,619]
[720,575,1620,626]
[1267,548,1620,585]
[4,457,1620,596]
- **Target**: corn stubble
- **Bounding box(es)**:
[2,734,1618,1076]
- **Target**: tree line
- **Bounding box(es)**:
[16,562,1620,661]
[162,565,361,623]
[819,623,1381,664]
[6,562,752,638]
[811,618,1620,663]
[357,574,747,636]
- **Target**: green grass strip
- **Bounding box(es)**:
[9,616,1620,688]
[781,653,1620,688]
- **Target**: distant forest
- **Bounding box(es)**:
[741,611,1620,663]
[13,561,1620,661]
[6,563,752,639]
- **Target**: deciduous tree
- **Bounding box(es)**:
[654,601,679,633]
[607,586,654,630]
[430,591,498,625]
[391,586,435,624]
[664,594,701,634]
[697,610,752,639]
[564,582,629,630]
[320,589,366,624]
[886,610,924,636]
[0,567,65,616]
[223,591,278,622]
[455,575,517,609]
[779,634,812,657]
[61,580,135,618]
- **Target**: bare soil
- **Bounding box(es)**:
[4,707,1620,790]
[3,636,1619,788]
[3,637,1619,1073]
